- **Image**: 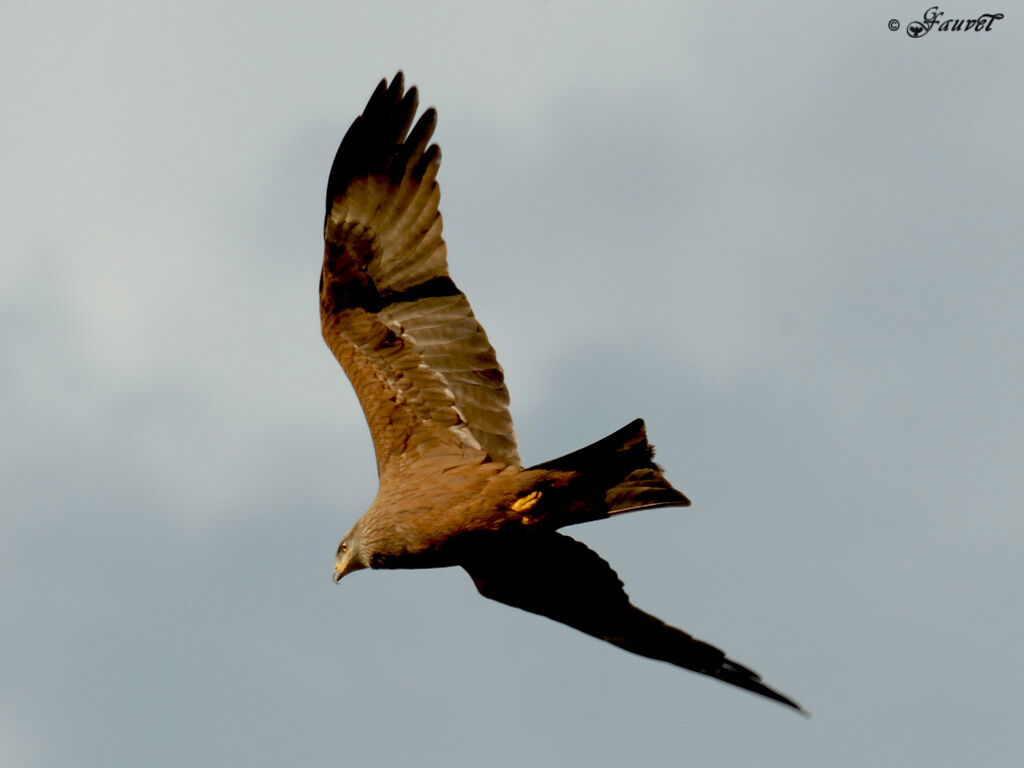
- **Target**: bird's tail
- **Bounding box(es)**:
[529,419,690,526]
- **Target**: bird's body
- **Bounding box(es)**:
[321,73,804,713]
[350,460,538,569]
[348,418,694,569]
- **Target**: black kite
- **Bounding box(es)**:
[322,73,804,713]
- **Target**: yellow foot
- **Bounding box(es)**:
[511,490,542,514]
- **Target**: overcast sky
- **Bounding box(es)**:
[3,1,1022,766]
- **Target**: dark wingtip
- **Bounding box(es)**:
[711,661,807,714]
[326,72,435,223]
[383,71,404,106]
[413,143,441,181]
[768,689,808,715]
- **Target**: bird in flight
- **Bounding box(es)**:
[321,72,804,713]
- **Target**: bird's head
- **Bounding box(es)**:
[333,523,369,583]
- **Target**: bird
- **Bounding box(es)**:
[321,72,804,713]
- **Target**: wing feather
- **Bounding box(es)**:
[321,73,519,475]
[462,533,805,712]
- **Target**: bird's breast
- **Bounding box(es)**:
[366,463,549,568]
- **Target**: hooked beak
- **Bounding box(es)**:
[333,549,356,583]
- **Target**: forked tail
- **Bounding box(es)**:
[529,418,690,527]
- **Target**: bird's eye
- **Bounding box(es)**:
[340,542,348,553]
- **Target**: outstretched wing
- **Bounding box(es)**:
[321,73,518,476]
[462,533,805,712]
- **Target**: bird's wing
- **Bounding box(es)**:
[321,73,518,475]
[462,532,805,713]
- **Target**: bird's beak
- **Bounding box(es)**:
[333,550,355,583]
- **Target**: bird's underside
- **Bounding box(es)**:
[321,72,804,714]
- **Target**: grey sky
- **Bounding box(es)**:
[3,1,1022,766]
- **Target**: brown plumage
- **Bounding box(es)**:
[322,73,804,713]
